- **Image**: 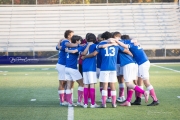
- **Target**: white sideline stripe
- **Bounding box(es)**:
[30,99,36,101]
[151,64,180,73]
[68,107,74,120]
[177,96,180,98]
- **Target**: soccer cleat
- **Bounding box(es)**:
[116,96,126,103]
[68,103,77,107]
[120,101,131,107]
[112,104,117,108]
[90,104,100,108]
[147,100,159,106]
[131,97,141,105]
[99,104,107,108]
[60,101,68,106]
[77,102,84,107]
[106,97,112,103]
[144,91,149,103]
[83,104,88,108]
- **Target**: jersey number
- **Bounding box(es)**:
[105,47,115,56]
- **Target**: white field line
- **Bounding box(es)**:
[151,64,180,73]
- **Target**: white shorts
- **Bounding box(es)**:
[65,67,82,81]
[96,68,100,79]
[123,63,137,82]
[83,72,97,84]
[138,60,150,80]
[117,64,124,76]
[99,71,117,83]
[134,63,138,80]
[56,63,66,80]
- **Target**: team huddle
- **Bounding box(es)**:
[56,30,159,108]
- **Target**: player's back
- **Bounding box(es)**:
[83,44,97,72]
[66,47,79,69]
[99,45,119,71]
[128,43,148,65]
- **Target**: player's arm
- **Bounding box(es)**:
[81,43,93,56]
[115,40,129,49]
[56,38,65,50]
[65,43,78,47]
[65,48,78,53]
[81,51,98,60]
[98,42,118,48]
[123,49,133,57]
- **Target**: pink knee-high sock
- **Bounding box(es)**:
[108,87,111,98]
[119,88,124,97]
[84,88,88,105]
[66,89,72,104]
[58,90,64,103]
[137,86,143,98]
[147,85,158,101]
[90,88,95,105]
[126,89,134,102]
[102,90,107,105]
[134,86,144,94]
[78,87,84,103]
[111,91,116,105]
[135,91,139,99]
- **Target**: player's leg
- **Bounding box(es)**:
[56,64,67,106]
[140,61,159,106]
[107,83,112,102]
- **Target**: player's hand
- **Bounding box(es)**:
[65,48,68,52]
[112,42,118,46]
[81,56,85,60]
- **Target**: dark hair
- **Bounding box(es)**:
[112,32,121,38]
[71,35,81,43]
[64,30,73,39]
[85,33,91,40]
[87,33,96,42]
[101,31,112,40]
[121,35,130,40]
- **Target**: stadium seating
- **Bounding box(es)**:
[0,4,180,52]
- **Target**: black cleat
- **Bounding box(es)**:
[147,100,159,106]
[131,97,141,105]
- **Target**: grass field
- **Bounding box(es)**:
[0,63,180,120]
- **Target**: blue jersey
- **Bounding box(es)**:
[82,44,97,72]
[57,40,70,65]
[66,46,85,69]
[117,43,135,67]
[97,44,119,71]
[128,43,148,65]
[96,41,107,69]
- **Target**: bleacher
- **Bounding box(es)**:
[0,4,180,53]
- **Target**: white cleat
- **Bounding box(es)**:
[90,104,100,108]
[120,101,131,107]
[83,104,88,108]
[77,102,84,107]
[60,101,68,106]
[68,103,77,107]
[116,96,126,103]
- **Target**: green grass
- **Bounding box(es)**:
[0,64,180,120]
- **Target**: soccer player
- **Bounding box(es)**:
[82,31,131,108]
[124,39,159,106]
[114,39,149,107]
[56,30,74,106]
[64,35,85,107]
[112,32,126,103]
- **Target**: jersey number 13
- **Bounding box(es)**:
[105,47,115,56]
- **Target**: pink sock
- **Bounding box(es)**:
[84,88,88,105]
[126,89,134,102]
[134,86,144,94]
[78,87,84,103]
[111,91,116,105]
[119,88,124,97]
[66,94,72,104]
[102,90,107,105]
[58,90,64,103]
[108,87,111,98]
[135,91,139,99]
[150,89,158,101]
[90,88,95,105]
